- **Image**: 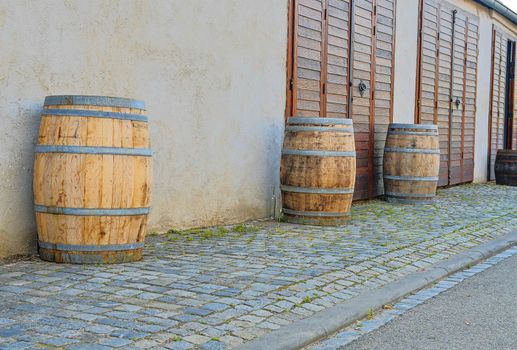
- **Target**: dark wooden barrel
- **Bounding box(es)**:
[495,149,517,186]
[280,117,356,225]
[33,95,152,263]
[383,123,440,204]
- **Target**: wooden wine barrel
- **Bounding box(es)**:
[495,149,517,186]
[33,95,152,263]
[280,117,356,225]
[383,123,440,204]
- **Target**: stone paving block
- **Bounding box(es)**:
[163,340,194,350]
[67,344,113,350]
[201,340,226,350]
[0,184,515,350]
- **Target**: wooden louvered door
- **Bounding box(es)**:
[415,0,478,186]
[462,15,478,183]
[287,0,395,200]
[508,41,516,149]
[288,0,351,118]
[373,0,396,196]
[513,39,517,149]
[488,27,509,180]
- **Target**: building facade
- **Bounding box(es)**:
[0,0,516,258]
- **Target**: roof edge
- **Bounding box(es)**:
[473,0,517,25]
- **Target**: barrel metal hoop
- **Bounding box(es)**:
[285,126,354,133]
[281,185,355,195]
[385,192,436,198]
[384,175,439,181]
[38,241,144,252]
[44,95,145,109]
[42,109,148,122]
[288,117,353,126]
[282,149,356,157]
[283,208,350,217]
[387,131,438,136]
[385,197,435,205]
[384,148,440,155]
[388,123,438,130]
[35,145,152,157]
[34,205,150,216]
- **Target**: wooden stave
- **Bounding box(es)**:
[280,118,356,225]
[34,96,151,263]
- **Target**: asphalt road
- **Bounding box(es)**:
[343,253,517,350]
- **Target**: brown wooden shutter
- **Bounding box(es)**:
[448,10,467,185]
[351,0,374,199]
[326,0,351,118]
[462,16,478,183]
[416,0,440,126]
[437,1,454,186]
[488,27,508,180]
[514,66,517,149]
[373,0,396,196]
[292,0,325,117]
[416,0,478,186]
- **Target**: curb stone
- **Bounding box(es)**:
[235,230,517,350]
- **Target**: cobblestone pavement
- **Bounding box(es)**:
[1,183,516,350]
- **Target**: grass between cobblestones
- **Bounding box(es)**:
[0,183,516,349]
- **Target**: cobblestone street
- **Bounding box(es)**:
[1,183,516,350]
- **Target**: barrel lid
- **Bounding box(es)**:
[288,117,353,125]
[44,95,145,109]
[389,123,438,130]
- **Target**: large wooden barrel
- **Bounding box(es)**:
[280,117,356,225]
[383,123,440,204]
[33,95,152,263]
[495,149,517,186]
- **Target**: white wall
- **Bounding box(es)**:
[0,0,288,257]
[392,0,420,124]
[473,8,493,182]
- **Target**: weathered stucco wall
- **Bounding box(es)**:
[0,0,288,257]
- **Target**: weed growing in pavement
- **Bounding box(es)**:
[367,308,375,320]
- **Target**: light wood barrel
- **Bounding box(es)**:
[495,150,517,186]
[33,95,152,263]
[383,123,440,204]
[280,117,356,225]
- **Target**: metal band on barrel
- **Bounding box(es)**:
[38,241,144,252]
[281,185,354,195]
[282,149,356,157]
[384,192,436,198]
[288,117,353,125]
[44,95,145,109]
[34,205,150,216]
[384,148,440,154]
[388,123,438,130]
[285,126,354,133]
[35,145,152,157]
[383,175,439,181]
[42,109,148,122]
[387,131,438,136]
[283,209,350,217]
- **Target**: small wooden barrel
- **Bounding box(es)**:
[280,117,356,225]
[383,123,440,204]
[495,149,517,186]
[33,95,152,263]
